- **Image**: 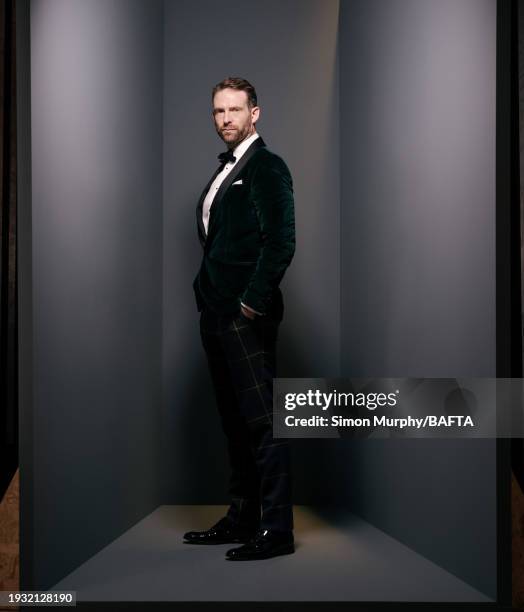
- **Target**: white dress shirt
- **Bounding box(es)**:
[202,132,260,234]
[202,131,262,315]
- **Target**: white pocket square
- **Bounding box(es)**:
[232,179,243,185]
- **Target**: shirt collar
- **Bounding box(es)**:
[232,132,260,161]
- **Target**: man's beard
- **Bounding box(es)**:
[219,123,252,149]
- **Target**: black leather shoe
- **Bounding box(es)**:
[225,529,295,560]
[183,517,257,545]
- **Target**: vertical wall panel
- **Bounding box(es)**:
[339,0,497,596]
[30,0,164,589]
[162,0,340,503]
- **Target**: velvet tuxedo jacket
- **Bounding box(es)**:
[193,137,295,318]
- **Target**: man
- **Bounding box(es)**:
[184,77,295,561]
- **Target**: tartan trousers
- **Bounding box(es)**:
[200,307,293,532]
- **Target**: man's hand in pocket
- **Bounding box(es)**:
[240,304,256,320]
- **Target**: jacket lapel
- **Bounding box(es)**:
[206,137,266,243]
[196,164,224,248]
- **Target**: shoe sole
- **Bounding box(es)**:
[225,545,295,560]
[183,537,253,545]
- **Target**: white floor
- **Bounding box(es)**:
[52,505,493,602]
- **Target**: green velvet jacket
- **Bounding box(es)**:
[193,137,295,318]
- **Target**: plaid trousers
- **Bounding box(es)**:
[200,307,293,532]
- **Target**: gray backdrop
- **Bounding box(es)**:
[21,0,497,597]
[27,0,164,590]
[162,0,341,506]
[339,0,497,596]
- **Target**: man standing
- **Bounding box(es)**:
[184,78,295,561]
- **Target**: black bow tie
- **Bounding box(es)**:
[218,150,236,165]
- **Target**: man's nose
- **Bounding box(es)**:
[223,111,231,124]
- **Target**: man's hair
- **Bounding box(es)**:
[212,77,258,108]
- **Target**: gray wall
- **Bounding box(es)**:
[162,0,341,503]
[29,0,164,589]
[24,0,499,597]
[339,0,497,597]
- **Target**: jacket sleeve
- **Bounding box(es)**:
[240,156,295,314]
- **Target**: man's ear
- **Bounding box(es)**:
[251,106,260,124]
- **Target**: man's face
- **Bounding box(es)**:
[212,88,260,149]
